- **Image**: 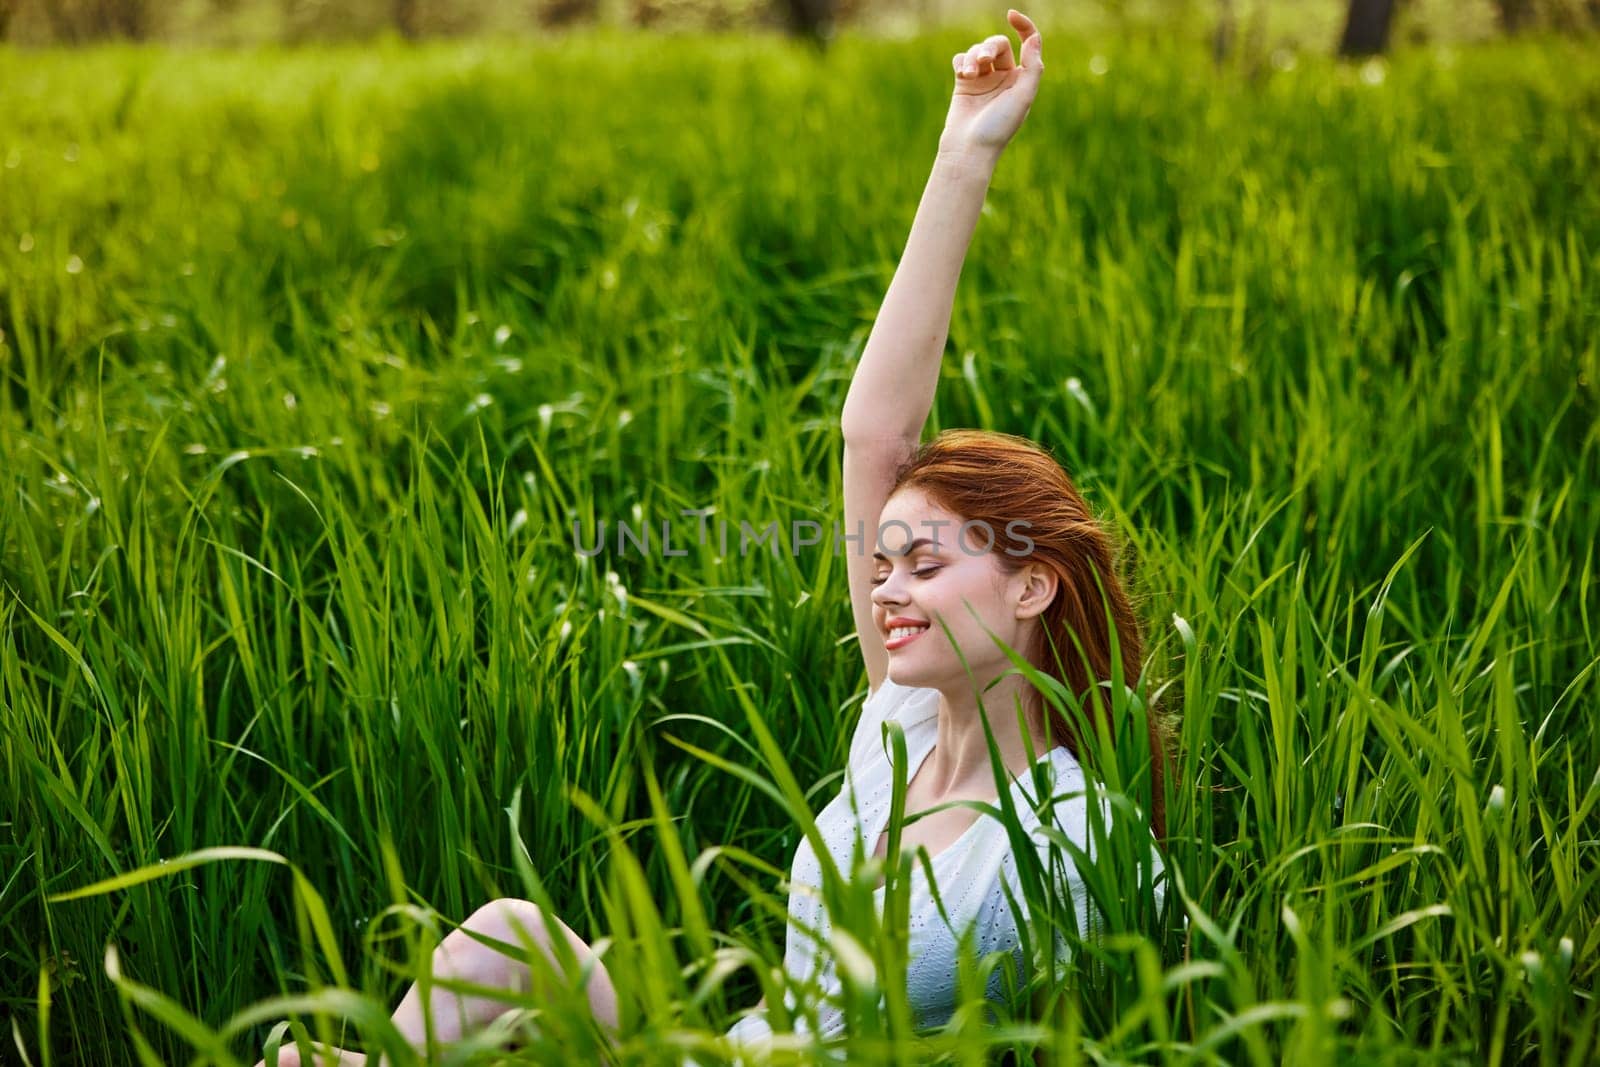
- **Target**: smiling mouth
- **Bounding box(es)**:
[885,625,929,650]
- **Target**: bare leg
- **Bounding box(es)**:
[389,897,621,1047]
[255,898,619,1067]
[255,1041,366,1066]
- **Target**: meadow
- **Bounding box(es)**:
[1,20,1598,1065]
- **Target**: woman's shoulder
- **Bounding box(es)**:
[1004,752,1168,885]
[863,675,941,720]
[847,677,940,774]
[1008,746,1085,809]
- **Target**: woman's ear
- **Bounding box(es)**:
[1013,563,1057,621]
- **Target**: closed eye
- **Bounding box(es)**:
[869,566,941,587]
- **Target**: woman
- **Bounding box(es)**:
[259,9,1170,1064]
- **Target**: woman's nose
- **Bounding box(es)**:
[871,574,906,606]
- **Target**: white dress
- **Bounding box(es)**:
[711,676,1165,1062]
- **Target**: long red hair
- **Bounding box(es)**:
[888,428,1174,842]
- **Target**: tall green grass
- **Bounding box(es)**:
[2,23,1597,1065]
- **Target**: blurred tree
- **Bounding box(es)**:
[1211,0,1268,68]
[1338,0,1396,54]
[13,0,1588,47]
[395,0,420,37]
[622,0,833,35]
[1494,0,1533,30]
[37,0,149,40]
[1522,0,1600,30]
[279,0,377,42]
[779,0,834,46]
[535,0,599,27]
[278,0,489,42]
[1211,0,1234,63]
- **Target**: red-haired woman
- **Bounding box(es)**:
[257,9,1171,1065]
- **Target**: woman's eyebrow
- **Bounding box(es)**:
[872,537,944,562]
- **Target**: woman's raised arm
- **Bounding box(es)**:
[839,10,1045,693]
[839,10,1044,442]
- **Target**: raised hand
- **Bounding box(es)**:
[941,9,1045,158]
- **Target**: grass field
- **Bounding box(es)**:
[2,21,1598,1066]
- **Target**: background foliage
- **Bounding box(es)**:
[2,16,1598,1065]
[3,0,1597,47]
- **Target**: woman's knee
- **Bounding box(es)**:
[430,897,620,1040]
[463,898,599,967]
[426,897,550,991]
[461,898,553,949]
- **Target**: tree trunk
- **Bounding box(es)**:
[778,0,833,48]
[110,0,148,38]
[538,0,598,28]
[1212,0,1235,65]
[1338,0,1396,56]
[40,0,149,41]
[1493,0,1533,33]
[394,0,420,39]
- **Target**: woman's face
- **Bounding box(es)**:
[869,487,1053,692]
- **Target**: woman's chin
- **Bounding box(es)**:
[887,660,936,690]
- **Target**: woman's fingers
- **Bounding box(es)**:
[951,11,1042,81]
[1008,8,1043,67]
[982,33,1017,71]
[953,20,1028,80]
[954,36,1013,78]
